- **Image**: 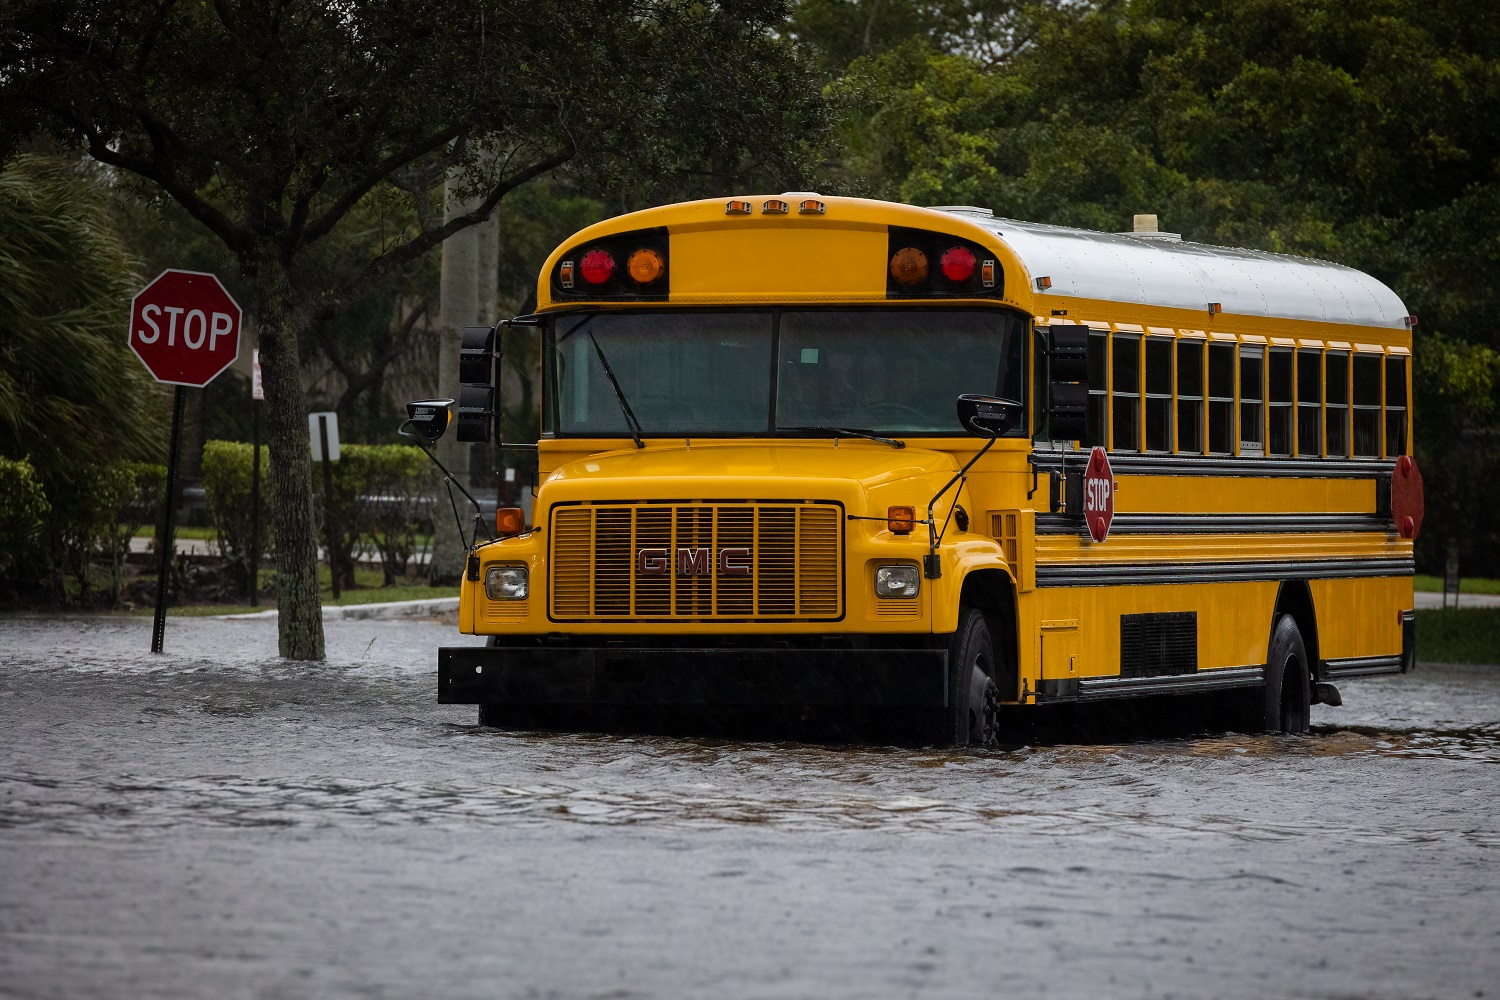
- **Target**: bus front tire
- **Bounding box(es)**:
[939,608,999,748]
[1261,614,1311,734]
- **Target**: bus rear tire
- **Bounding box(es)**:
[1261,614,1311,734]
[935,608,999,748]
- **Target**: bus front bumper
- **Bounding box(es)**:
[438,644,949,708]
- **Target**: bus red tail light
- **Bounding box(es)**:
[890,247,929,287]
[940,246,976,283]
[579,249,615,285]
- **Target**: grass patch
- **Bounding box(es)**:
[1414,574,1500,594]
[134,525,216,541]
[1415,608,1500,664]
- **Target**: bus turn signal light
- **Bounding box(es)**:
[627,248,664,284]
[889,248,928,287]
[888,505,917,534]
[496,507,526,535]
[579,249,615,285]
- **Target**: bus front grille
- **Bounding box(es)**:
[548,502,843,622]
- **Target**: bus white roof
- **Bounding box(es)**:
[937,209,1410,330]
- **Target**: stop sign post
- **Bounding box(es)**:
[129,270,243,653]
[1083,446,1115,544]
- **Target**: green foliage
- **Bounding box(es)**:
[809,0,1500,573]
[33,459,163,606]
[322,444,440,588]
[0,455,49,576]
[0,155,167,480]
[206,440,438,589]
[201,440,272,592]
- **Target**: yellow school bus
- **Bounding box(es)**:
[431,195,1421,745]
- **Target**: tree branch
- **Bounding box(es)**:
[296,126,468,250]
[324,144,576,311]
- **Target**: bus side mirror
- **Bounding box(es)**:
[956,394,1021,437]
[404,399,454,441]
[1046,325,1090,441]
[457,325,496,443]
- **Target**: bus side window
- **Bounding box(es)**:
[1112,333,1141,451]
[1352,352,1381,457]
[1208,341,1235,454]
[1239,345,1264,455]
[1385,355,1408,456]
[1087,330,1108,447]
[1268,347,1293,456]
[1144,337,1172,452]
[1296,349,1322,456]
[1176,340,1203,453]
[1325,351,1349,457]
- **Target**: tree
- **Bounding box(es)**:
[2,0,824,658]
[809,0,1500,572]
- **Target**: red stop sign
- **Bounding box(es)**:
[129,270,242,387]
[1083,446,1114,543]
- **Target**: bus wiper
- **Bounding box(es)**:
[586,329,645,449]
[781,426,905,449]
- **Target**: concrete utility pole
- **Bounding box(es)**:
[432,174,502,584]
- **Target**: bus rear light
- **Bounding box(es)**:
[940,246,976,283]
[762,199,789,214]
[579,249,615,285]
[798,199,826,215]
[559,260,575,289]
[627,248,664,284]
[725,200,753,215]
[889,247,929,287]
[888,505,917,534]
[495,507,525,535]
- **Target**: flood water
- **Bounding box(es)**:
[2,615,1497,999]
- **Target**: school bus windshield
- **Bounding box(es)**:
[549,308,1025,437]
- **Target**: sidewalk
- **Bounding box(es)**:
[221,596,459,621]
[1415,591,1500,609]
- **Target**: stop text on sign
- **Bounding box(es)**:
[1085,477,1112,513]
[135,304,237,352]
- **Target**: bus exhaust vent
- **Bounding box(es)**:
[1120,612,1197,678]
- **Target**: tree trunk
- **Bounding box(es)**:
[252,248,326,660]
[431,179,483,585]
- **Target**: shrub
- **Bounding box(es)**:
[0,456,49,580]
[205,439,437,591]
[201,440,272,594]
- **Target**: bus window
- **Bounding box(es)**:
[1239,346,1264,455]
[1385,355,1408,455]
[1032,328,1047,439]
[1268,347,1293,456]
[1144,337,1172,452]
[1325,351,1349,457]
[1176,340,1203,453]
[1296,349,1322,456]
[1112,334,1140,451]
[1352,353,1381,457]
[1208,341,1235,454]
[1087,330,1108,447]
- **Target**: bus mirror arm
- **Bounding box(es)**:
[924,395,1020,578]
[398,413,496,553]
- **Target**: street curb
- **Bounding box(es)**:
[221,597,459,621]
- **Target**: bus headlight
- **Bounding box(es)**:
[874,564,920,599]
[485,565,529,600]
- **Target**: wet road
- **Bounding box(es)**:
[1,616,1497,999]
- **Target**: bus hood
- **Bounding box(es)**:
[539,441,962,506]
